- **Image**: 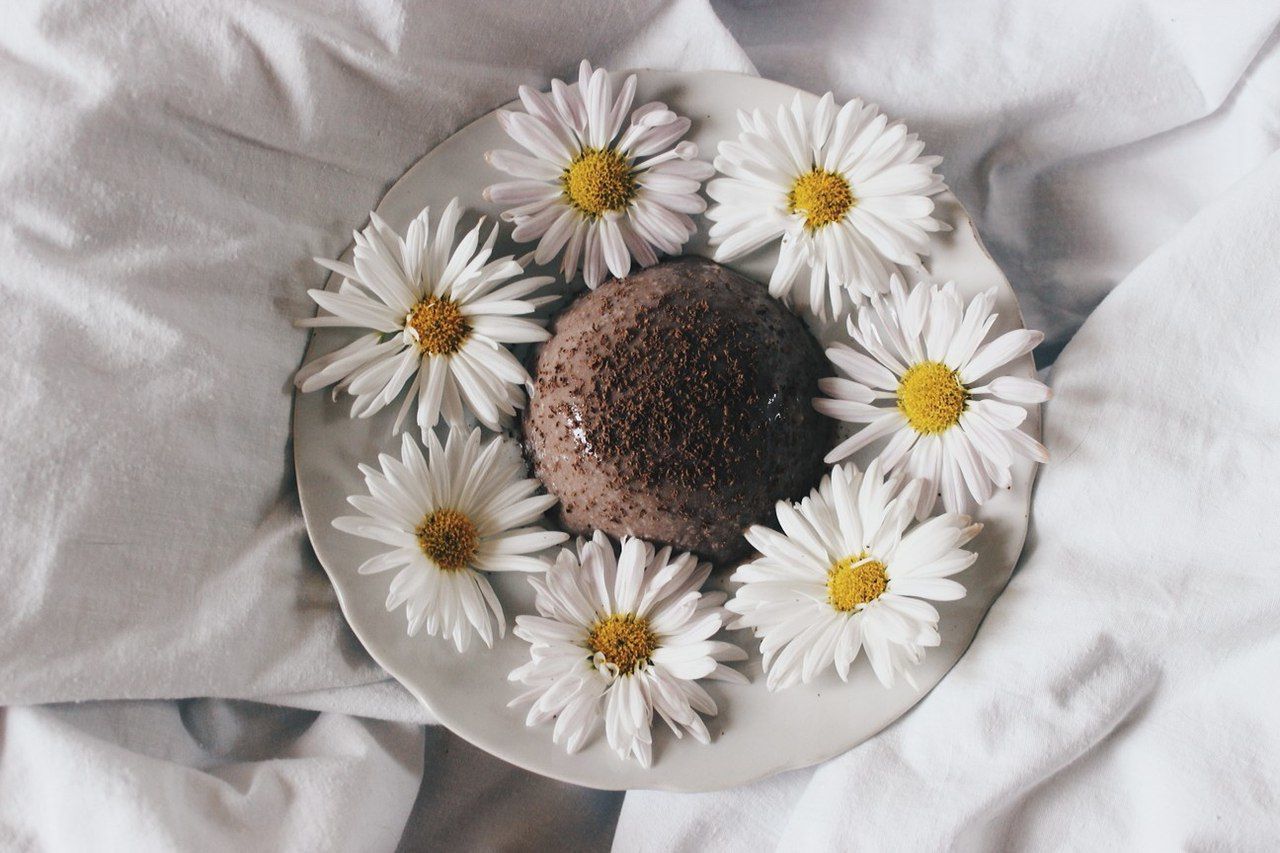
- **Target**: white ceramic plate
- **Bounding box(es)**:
[293,70,1039,792]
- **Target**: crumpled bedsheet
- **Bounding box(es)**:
[1,0,1277,849]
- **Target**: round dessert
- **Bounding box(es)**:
[523,256,832,563]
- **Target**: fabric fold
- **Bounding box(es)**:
[615,149,1280,852]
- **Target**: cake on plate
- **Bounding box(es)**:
[523,256,831,563]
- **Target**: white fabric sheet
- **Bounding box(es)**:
[0,703,422,852]
[1,0,1278,849]
[617,145,1280,853]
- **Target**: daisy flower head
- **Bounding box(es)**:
[333,428,568,652]
[509,532,747,767]
[483,60,714,289]
[706,93,947,318]
[295,198,556,433]
[727,460,981,691]
[815,277,1051,517]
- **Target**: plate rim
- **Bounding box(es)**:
[292,67,1040,791]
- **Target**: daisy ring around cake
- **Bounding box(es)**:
[293,68,1045,791]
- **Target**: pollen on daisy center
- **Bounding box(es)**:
[788,168,855,229]
[562,147,637,217]
[897,360,968,434]
[416,508,479,572]
[587,613,657,675]
[827,554,888,612]
[407,297,470,355]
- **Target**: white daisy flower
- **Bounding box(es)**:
[296,198,556,433]
[814,277,1051,517]
[509,532,747,767]
[334,428,567,652]
[483,60,714,289]
[727,460,981,691]
[706,92,946,317]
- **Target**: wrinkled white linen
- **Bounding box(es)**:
[0,700,623,852]
[2,0,1278,849]
[0,703,422,852]
[0,0,751,708]
[617,147,1280,852]
[0,1,748,848]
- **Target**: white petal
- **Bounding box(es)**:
[825,413,907,463]
[960,329,1044,383]
[980,375,1053,404]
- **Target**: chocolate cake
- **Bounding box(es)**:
[523,256,831,563]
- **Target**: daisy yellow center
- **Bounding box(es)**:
[898,360,968,434]
[587,613,657,675]
[788,168,855,229]
[562,147,636,217]
[827,554,888,612]
[407,297,470,356]
[416,508,479,572]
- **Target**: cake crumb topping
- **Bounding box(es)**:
[522,257,831,562]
